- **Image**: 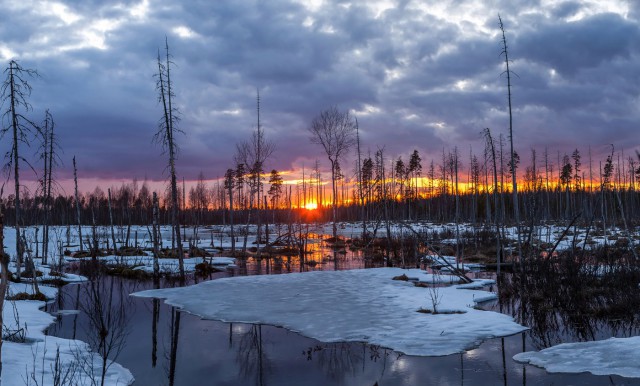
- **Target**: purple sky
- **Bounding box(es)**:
[0,0,638,195]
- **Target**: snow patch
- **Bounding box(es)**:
[133,267,526,356]
[514,336,640,378]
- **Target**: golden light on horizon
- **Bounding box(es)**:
[304,202,318,210]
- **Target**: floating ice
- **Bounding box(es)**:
[133,267,527,356]
[514,336,640,378]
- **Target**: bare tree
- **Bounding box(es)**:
[499,15,522,261]
[107,188,117,254]
[189,171,209,226]
[235,90,275,257]
[152,191,160,279]
[153,39,185,281]
[38,110,61,265]
[1,60,39,281]
[0,207,8,382]
[73,156,83,252]
[79,274,131,386]
[354,118,366,238]
[483,128,502,276]
[308,106,357,239]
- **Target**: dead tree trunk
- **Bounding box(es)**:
[499,15,522,263]
[484,128,502,276]
[2,61,38,280]
[154,40,185,281]
[108,188,117,257]
[0,208,7,383]
[152,192,160,279]
[225,169,236,255]
[73,156,83,252]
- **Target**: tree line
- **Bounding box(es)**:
[2,142,639,228]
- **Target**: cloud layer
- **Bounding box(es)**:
[0,0,636,188]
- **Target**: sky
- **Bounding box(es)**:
[0,0,638,195]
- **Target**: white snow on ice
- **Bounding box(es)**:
[66,254,236,274]
[133,267,527,356]
[1,290,134,385]
[1,226,134,386]
[514,336,640,378]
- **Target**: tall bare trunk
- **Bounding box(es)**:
[9,63,22,280]
[356,119,366,240]
[227,180,235,255]
[73,156,83,252]
[108,188,117,256]
[255,90,262,259]
[156,40,185,281]
[45,122,53,263]
[484,128,502,277]
[0,208,7,383]
[330,159,338,240]
[152,192,160,279]
[499,15,522,263]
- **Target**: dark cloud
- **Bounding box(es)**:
[516,13,639,77]
[0,0,635,191]
[550,1,582,19]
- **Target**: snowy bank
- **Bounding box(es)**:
[133,267,527,356]
[2,286,134,385]
[65,254,236,274]
[514,337,640,378]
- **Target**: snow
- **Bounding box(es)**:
[514,337,640,378]
[5,222,640,381]
[133,267,527,356]
[52,309,81,316]
[1,226,135,386]
[8,283,58,299]
[0,223,238,386]
[65,254,236,274]
[422,254,485,271]
[210,257,235,265]
[2,290,134,386]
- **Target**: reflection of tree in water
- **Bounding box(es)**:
[496,255,640,349]
[79,269,135,386]
[236,324,270,386]
[166,307,181,386]
[44,278,82,339]
[148,277,161,369]
[304,342,397,383]
[158,278,194,386]
[151,298,159,367]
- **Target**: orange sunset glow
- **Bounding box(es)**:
[304,202,318,210]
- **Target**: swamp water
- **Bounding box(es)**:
[43,247,640,385]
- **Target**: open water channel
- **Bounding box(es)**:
[41,240,640,385]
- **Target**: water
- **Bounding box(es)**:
[42,262,640,386]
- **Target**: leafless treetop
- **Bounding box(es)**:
[308,106,357,164]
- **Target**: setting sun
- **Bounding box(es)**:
[304,202,318,210]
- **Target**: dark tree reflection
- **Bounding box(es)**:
[494,252,640,349]
[152,298,159,367]
[79,267,133,386]
[304,342,401,384]
[237,324,270,386]
[167,307,181,386]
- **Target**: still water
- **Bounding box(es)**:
[44,256,640,386]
